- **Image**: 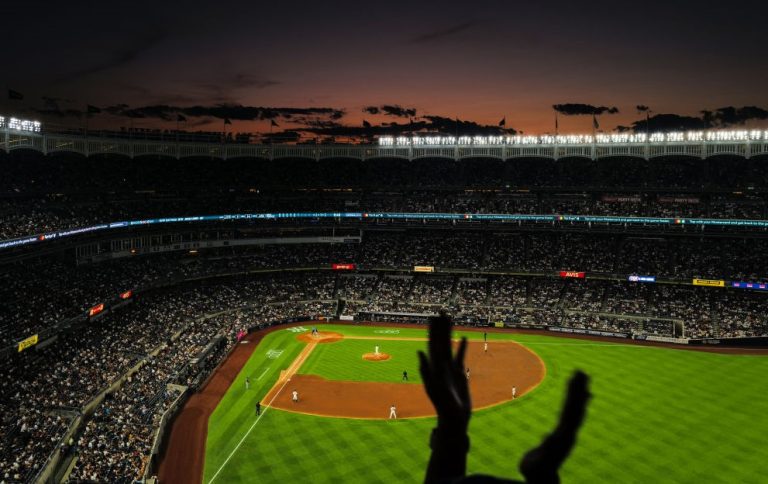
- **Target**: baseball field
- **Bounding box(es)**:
[171,323,768,483]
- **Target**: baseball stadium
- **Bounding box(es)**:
[1,122,768,483]
[4,2,768,482]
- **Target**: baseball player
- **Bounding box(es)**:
[256,401,261,416]
[466,368,470,380]
[389,404,397,419]
[292,390,299,403]
[245,377,250,390]
[402,370,408,381]
[484,341,488,353]
[512,386,517,399]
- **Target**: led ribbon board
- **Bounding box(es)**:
[5,212,768,251]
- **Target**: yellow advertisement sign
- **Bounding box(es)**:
[413,265,435,273]
[692,278,725,287]
[18,334,39,353]
[494,322,505,328]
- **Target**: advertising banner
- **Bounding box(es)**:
[559,271,585,279]
[692,278,725,287]
[628,275,656,283]
[331,263,356,270]
[17,334,39,353]
[731,281,768,291]
[414,265,435,273]
[88,303,105,317]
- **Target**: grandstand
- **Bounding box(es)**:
[1,123,768,483]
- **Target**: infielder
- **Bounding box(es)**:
[484,341,488,353]
[245,377,250,390]
[292,390,299,403]
[402,370,408,381]
[389,404,397,419]
[512,386,517,399]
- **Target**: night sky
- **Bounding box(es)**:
[2,0,768,139]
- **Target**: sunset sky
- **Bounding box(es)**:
[2,0,767,138]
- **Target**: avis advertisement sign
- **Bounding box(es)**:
[559,271,585,279]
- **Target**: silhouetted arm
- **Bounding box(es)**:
[419,314,471,483]
[519,371,591,484]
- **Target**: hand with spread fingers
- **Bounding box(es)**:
[419,312,472,483]
[419,313,591,484]
[419,312,472,432]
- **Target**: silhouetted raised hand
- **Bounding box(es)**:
[420,313,591,484]
[519,371,590,484]
[419,312,471,482]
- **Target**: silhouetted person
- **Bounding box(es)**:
[419,313,591,483]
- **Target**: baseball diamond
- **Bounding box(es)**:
[153,322,768,484]
[5,10,768,480]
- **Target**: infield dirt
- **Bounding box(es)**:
[263,335,545,419]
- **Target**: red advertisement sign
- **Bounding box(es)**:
[559,271,585,279]
[119,290,133,300]
[332,263,356,270]
[88,303,105,317]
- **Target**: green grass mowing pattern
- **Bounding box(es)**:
[204,329,305,478]
[299,338,426,384]
[205,325,768,483]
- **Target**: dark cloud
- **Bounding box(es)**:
[298,119,344,129]
[296,115,516,139]
[363,105,417,118]
[262,130,302,144]
[33,107,85,118]
[706,106,768,126]
[54,29,167,83]
[553,103,620,115]
[380,105,417,117]
[629,106,768,132]
[636,105,650,112]
[98,103,346,122]
[410,21,475,43]
[631,113,708,132]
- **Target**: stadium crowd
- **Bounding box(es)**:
[3,233,768,348]
[2,191,768,242]
[0,256,764,481]
[0,276,340,483]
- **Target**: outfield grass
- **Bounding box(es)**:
[204,324,768,483]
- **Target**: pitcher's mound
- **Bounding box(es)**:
[297,331,344,344]
[362,352,391,361]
